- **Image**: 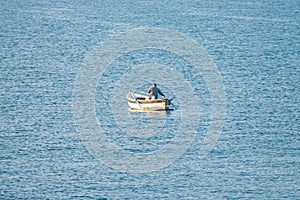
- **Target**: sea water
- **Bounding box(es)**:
[1,0,299,199]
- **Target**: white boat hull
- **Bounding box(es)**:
[126,92,171,111]
[127,99,166,111]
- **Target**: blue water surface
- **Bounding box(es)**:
[1,0,299,199]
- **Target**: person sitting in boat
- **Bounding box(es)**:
[147,83,165,99]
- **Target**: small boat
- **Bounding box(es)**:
[126,91,173,111]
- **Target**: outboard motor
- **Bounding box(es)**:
[166,99,172,106]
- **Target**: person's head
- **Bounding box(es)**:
[153,83,157,87]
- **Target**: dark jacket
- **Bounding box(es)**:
[148,86,164,99]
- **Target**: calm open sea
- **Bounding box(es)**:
[1,0,299,199]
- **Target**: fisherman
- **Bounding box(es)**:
[147,83,165,99]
